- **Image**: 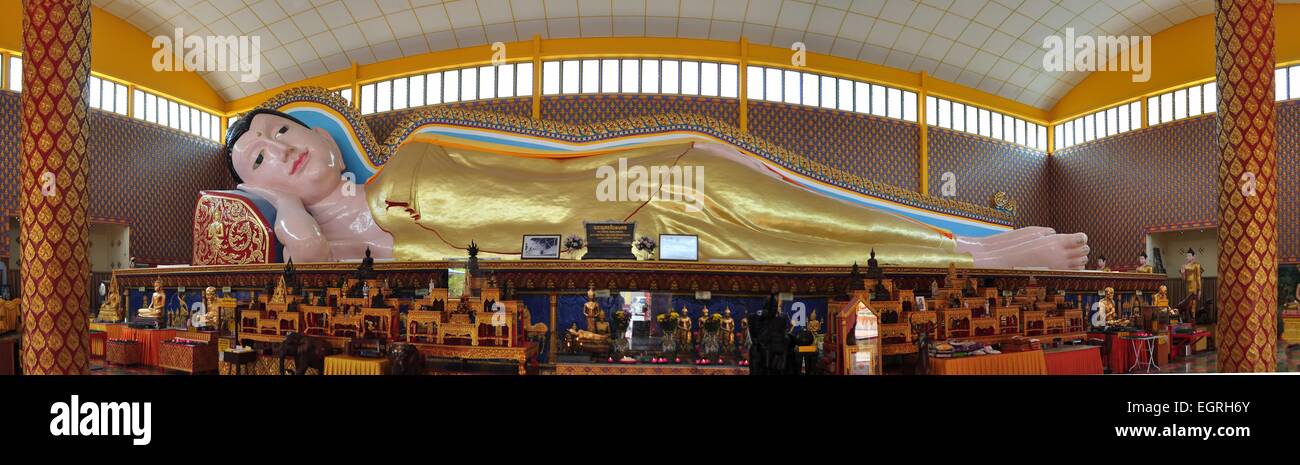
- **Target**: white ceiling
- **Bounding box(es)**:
[92,0,1272,109]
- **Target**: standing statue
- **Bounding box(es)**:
[582,287,607,335]
[676,307,693,358]
[720,308,735,351]
[697,308,712,358]
[1179,248,1203,322]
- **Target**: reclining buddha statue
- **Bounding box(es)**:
[217,91,1089,269]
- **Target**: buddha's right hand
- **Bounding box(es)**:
[240,183,333,262]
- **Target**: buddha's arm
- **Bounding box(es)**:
[240,184,333,262]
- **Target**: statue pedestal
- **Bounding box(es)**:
[95,309,121,323]
[129,317,161,330]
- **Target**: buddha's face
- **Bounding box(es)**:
[1139,255,1147,265]
[1186,253,1195,262]
[230,113,345,204]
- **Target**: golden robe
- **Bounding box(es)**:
[367,140,974,267]
[1183,262,1203,295]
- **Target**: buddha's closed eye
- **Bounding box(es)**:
[253,151,264,169]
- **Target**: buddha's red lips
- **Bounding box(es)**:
[290,151,308,175]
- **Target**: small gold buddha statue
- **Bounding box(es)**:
[1152,285,1170,308]
[1100,287,1128,326]
[97,286,122,322]
[206,203,226,253]
[270,275,291,304]
[136,278,165,320]
[197,286,221,329]
[566,323,607,347]
[807,310,822,334]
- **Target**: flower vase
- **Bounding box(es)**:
[634,248,653,260]
[661,331,676,355]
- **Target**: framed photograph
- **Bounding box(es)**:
[915,296,927,312]
[658,234,699,261]
[521,234,561,259]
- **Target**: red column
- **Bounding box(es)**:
[20,0,92,374]
[1215,0,1277,372]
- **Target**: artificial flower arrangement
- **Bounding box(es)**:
[702,313,723,332]
[656,311,679,333]
[107,338,139,344]
[612,308,631,333]
[633,236,657,254]
[562,234,586,252]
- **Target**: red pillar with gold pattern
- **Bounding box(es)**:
[19,0,92,375]
[1214,0,1277,372]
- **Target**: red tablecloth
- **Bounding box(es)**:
[123,328,176,367]
[103,323,129,340]
[930,350,1047,375]
[1044,346,1103,375]
[89,331,106,359]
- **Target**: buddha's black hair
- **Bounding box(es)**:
[224,109,311,184]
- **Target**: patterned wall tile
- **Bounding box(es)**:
[1049,115,1219,268]
[1274,100,1299,263]
[748,101,919,191]
[928,128,1050,228]
[0,91,231,265]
